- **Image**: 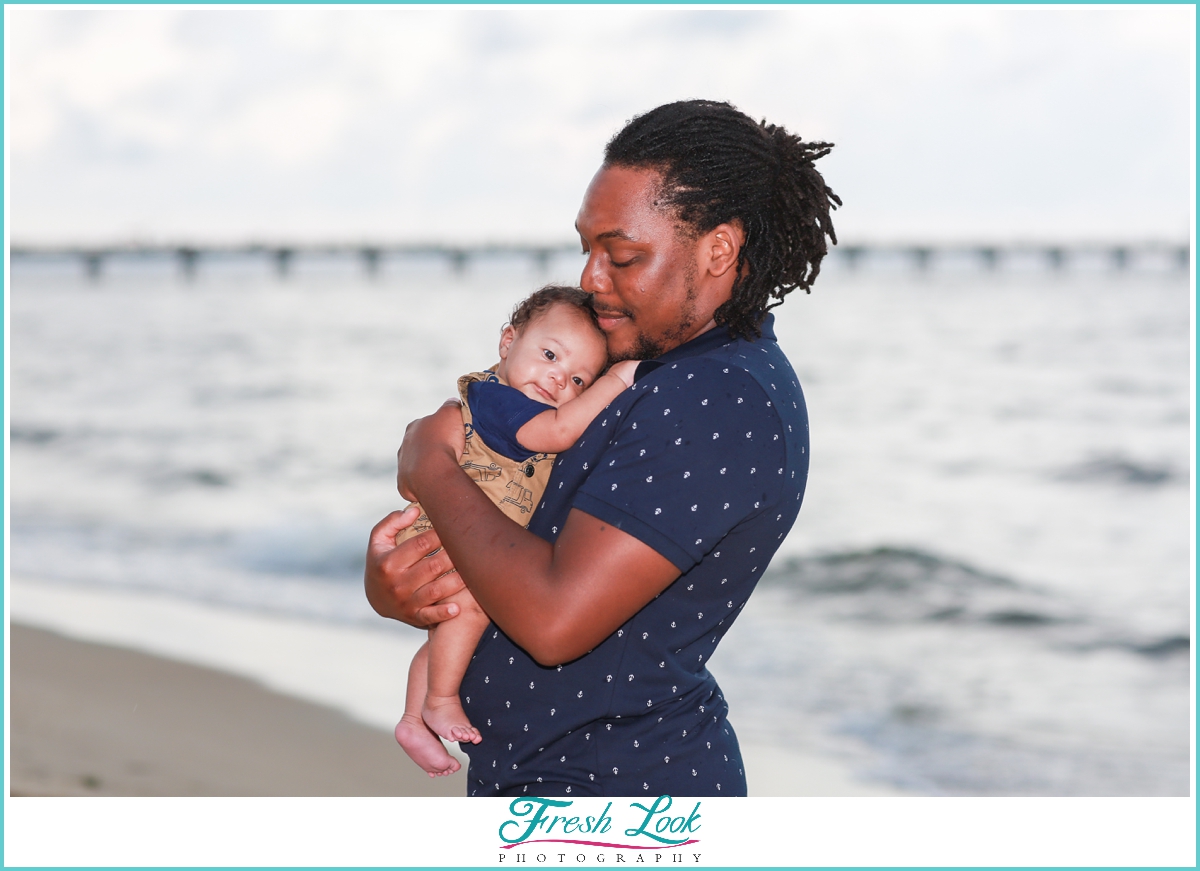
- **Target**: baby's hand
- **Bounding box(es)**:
[606,359,641,388]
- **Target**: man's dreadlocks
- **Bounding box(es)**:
[604,100,840,341]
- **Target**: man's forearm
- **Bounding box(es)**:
[411,451,563,649]
[401,404,679,664]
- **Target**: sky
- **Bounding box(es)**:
[6,6,1195,246]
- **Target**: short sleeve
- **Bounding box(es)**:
[468,380,555,461]
[571,359,787,572]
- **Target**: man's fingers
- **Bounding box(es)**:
[364,503,417,551]
[390,527,443,564]
[368,507,420,552]
[414,568,466,607]
[369,511,408,546]
[390,547,456,591]
[377,531,452,585]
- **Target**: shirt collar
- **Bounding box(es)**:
[634,313,776,381]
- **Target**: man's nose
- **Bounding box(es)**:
[579,251,607,294]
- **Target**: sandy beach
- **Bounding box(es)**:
[10,623,464,797]
[8,577,909,797]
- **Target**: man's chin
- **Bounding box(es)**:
[606,332,667,363]
[602,324,640,362]
[606,346,641,364]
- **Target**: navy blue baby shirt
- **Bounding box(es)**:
[459,314,809,797]
[468,379,554,461]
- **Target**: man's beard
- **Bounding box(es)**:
[605,332,664,364]
[608,267,701,363]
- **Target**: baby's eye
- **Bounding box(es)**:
[543,349,556,361]
[572,376,585,387]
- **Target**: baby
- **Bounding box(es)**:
[393,285,638,777]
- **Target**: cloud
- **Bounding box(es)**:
[7,6,1193,243]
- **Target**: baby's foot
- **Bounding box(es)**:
[423,694,483,744]
[394,714,461,777]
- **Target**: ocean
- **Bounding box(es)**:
[7,251,1192,795]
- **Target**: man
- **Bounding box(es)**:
[366,100,839,796]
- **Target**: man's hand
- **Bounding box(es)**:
[364,506,466,627]
[397,399,466,501]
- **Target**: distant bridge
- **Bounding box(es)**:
[8,239,1190,280]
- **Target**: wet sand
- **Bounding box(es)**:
[9,623,466,797]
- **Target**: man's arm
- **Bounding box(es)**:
[516,361,639,454]
[364,505,467,627]
[399,404,680,665]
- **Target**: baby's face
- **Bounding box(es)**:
[497,304,609,407]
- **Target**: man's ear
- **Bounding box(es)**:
[703,221,745,279]
[498,324,517,359]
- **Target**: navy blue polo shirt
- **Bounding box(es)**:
[459,314,809,797]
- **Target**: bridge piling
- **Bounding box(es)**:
[177,247,199,280]
[273,248,293,279]
[841,246,865,270]
[83,252,104,281]
[361,248,381,278]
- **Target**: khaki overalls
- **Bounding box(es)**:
[394,369,555,547]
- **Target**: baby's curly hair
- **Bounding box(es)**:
[509,285,601,334]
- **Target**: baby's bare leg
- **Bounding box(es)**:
[394,641,461,777]
[423,587,490,744]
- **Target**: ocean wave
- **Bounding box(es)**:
[8,516,377,626]
[170,468,234,488]
[1054,455,1184,487]
[761,546,1188,660]
[768,546,1014,593]
[228,523,368,579]
[1070,634,1191,659]
[10,424,63,445]
[763,546,1076,628]
[10,514,369,586]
